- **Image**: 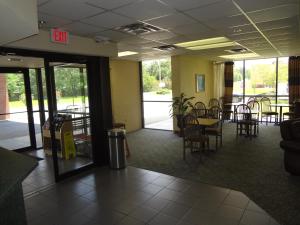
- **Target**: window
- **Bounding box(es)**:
[141,58,172,130]
[233,57,289,105]
[245,58,276,97]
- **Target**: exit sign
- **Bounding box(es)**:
[50,28,69,44]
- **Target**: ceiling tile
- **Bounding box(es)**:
[62,22,106,37]
[38,0,50,6]
[38,13,72,28]
[119,36,151,45]
[159,0,222,11]
[170,23,214,36]
[257,17,299,31]
[39,0,104,20]
[160,36,190,45]
[247,4,299,24]
[144,13,196,29]
[264,27,298,37]
[94,30,131,41]
[140,31,177,41]
[86,0,139,10]
[82,12,135,29]
[234,0,298,13]
[185,1,241,22]
[205,15,249,30]
[230,31,262,41]
[113,0,175,21]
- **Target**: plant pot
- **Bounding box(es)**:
[176,114,184,137]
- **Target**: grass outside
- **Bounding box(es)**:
[9,96,87,110]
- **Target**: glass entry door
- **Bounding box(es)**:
[44,60,93,181]
[0,68,37,151]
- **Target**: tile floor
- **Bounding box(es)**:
[23,164,280,225]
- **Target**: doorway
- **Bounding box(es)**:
[0,67,45,151]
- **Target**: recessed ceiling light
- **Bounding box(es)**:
[118,51,138,57]
[175,37,231,48]
[186,41,236,50]
[219,53,259,59]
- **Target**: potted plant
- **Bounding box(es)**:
[170,93,195,136]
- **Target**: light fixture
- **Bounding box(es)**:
[219,53,259,59]
[186,42,236,50]
[175,37,231,48]
[8,58,23,62]
[118,51,138,57]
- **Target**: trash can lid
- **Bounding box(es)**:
[108,128,126,137]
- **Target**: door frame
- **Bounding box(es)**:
[0,67,39,151]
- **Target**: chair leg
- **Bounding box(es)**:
[215,136,218,151]
[183,141,186,160]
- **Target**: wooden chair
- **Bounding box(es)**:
[205,106,223,151]
[235,104,256,139]
[260,97,278,125]
[113,122,130,157]
[182,114,209,160]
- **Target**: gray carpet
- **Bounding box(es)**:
[127,123,300,225]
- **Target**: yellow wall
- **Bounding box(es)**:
[171,55,214,129]
[110,59,142,132]
[171,55,214,105]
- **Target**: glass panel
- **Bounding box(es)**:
[278,57,289,96]
[142,58,172,101]
[144,101,173,130]
[233,61,244,96]
[0,73,30,150]
[245,58,276,96]
[33,112,42,148]
[44,63,92,175]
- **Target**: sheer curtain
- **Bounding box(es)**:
[213,63,225,99]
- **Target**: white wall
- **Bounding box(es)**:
[5,30,118,57]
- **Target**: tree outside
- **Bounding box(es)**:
[142,58,172,100]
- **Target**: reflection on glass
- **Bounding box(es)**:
[43,63,92,175]
[144,102,173,130]
[0,73,30,150]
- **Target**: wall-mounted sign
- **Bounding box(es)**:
[50,28,69,44]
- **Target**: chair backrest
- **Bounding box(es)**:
[260,97,272,112]
[235,104,251,121]
[183,114,199,138]
[247,100,260,120]
[207,106,222,119]
[193,102,206,117]
[247,97,256,104]
[208,98,220,108]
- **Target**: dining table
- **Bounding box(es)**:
[270,103,292,123]
[196,118,219,134]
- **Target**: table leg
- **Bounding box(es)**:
[279,106,283,124]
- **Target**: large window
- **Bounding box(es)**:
[233,57,288,105]
[142,58,172,130]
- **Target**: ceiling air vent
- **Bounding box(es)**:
[115,22,161,35]
[154,45,177,51]
[225,47,248,54]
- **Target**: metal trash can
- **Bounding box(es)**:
[108,128,126,169]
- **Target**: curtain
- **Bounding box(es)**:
[213,63,225,99]
[289,56,300,104]
[224,61,234,104]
